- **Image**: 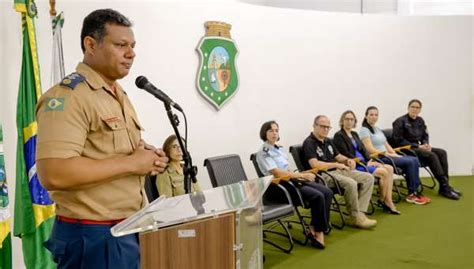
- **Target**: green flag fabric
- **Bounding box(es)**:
[0,124,12,269]
[13,1,56,268]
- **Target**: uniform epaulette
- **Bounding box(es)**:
[60,72,85,90]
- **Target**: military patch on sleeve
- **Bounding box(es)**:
[45,98,65,112]
[60,72,85,90]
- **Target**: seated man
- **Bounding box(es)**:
[302,115,376,229]
[392,99,461,200]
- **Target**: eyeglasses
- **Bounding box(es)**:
[409,106,421,109]
[344,118,355,121]
[170,144,182,151]
[316,124,332,130]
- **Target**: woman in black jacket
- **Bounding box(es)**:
[333,110,400,214]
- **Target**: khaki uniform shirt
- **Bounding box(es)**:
[156,164,201,197]
[36,62,145,220]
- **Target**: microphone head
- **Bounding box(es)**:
[135,76,148,89]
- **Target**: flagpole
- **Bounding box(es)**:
[49,0,65,86]
[49,0,56,16]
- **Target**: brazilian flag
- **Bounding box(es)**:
[0,125,12,269]
[13,1,56,268]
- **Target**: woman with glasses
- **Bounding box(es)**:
[156,134,201,197]
[256,121,332,249]
[333,110,400,214]
[359,106,430,205]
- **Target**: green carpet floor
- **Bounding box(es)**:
[263,176,474,269]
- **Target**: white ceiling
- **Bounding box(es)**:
[237,0,474,15]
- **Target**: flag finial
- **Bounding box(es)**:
[49,0,56,16]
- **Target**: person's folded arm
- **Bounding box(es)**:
[37,142,168,191]
[308,158,345,171]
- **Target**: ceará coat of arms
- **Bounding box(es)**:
[196,21,239,110]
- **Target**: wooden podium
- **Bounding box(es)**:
[140,212,235,269]
[111,177,271,269]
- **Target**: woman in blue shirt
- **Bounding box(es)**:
[333,110,399,214]
[359,106,430,205]
[256,121,332,249]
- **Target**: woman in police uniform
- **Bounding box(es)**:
[156,135,201,197]
[256,121,332,249]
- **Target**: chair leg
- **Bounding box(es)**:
[365,200,375,215]
[286,207,309,246]
[330,197,345,229]
[422,167,437,189]
[393,181,402,203]
[263,219,294,253]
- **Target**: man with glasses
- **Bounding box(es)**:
[302,115,376,229]
[392,99,461,200]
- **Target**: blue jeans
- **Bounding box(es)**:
[381,156,420,194]
[44,218,140,269]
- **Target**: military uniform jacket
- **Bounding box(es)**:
[156,164,201,197]
[392,114,429,148]
[255,142,289,176]
[36,62,145,220]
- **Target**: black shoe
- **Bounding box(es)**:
[377,200,401,215]
[439,189,460,200]
[305,231,325,249]
[448,186,462,197]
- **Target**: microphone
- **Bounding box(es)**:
[135,76,183,112]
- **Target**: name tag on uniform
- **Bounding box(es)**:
[104,117,122,123]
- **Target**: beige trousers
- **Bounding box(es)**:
[321,169,374,217]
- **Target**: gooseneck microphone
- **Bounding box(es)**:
[135,76,183,112]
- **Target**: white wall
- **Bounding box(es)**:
[1,1,472,268]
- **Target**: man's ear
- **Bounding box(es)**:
[83,36,96,55]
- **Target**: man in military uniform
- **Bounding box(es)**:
[302,115,376,229]
[392,99,461,200]
[36,9,168,268]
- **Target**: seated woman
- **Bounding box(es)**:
[333,110,400,214]
[359,106,430,205]
[156,134,201,197]
[256,121,333,249]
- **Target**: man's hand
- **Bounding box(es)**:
[142,139,168,157]
[419,144,432,151]
[346,159,356,170]
[336,163,350,170]
[129,140,168,175]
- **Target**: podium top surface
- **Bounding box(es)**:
[111,176,272,237]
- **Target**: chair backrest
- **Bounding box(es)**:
[144,174,160,202]
[382,128,395,146]
[289,144,310,171]
[250,153,265,178]
[204,154,248,188]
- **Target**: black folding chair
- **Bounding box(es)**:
[204,154,295,253]
[144,174,160,202]
[250,153,313,245]
[289,145,345,229]
[383,128,437,191]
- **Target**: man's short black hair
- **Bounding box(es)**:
[80,9,132,52]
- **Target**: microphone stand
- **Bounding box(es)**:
[164,103,197,194]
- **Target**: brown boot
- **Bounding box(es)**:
[349,213,377,229]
